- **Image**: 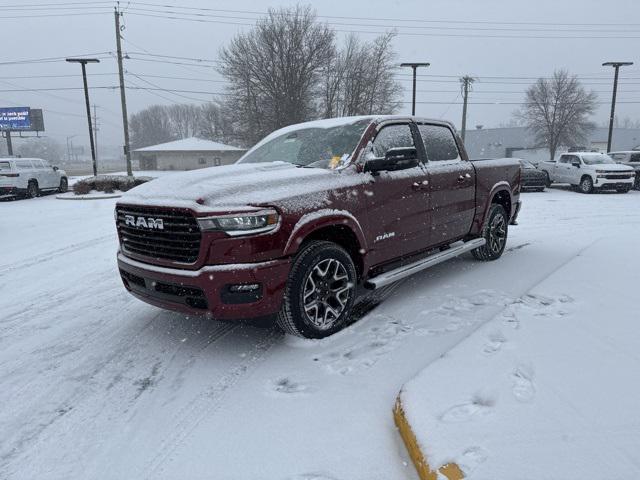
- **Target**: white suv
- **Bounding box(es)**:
[0,157,68,199]
[539,152,635,193]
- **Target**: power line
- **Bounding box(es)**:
[0,52,112,66]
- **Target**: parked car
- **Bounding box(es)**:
[539,152,635,193]
[0,157,68,199]
[609,151,640,190]
[115,116,521,338]
[518,159,546,191]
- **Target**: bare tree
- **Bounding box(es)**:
[218,5,335,145]
[129,105,176,148]
[517,70,597,160]
[166,104,201,139]
[319,33,401,118]
[15,137,64,163]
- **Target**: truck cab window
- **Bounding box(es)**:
[418,124,460,161]
[371,124,414,158]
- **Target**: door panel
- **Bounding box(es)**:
[363,123,430,264]
[418,124,475,245]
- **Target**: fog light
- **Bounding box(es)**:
[229,283,260,292]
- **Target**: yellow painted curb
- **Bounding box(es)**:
[393,394,464,480]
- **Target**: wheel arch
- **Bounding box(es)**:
[284,210,366,277]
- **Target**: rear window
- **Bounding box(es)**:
[0,161,11,171]
[418,124,460,161]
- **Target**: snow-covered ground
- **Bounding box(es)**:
[400,232,640,478]
[1,187,639,480]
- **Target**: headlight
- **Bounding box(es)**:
[197,209,279,236]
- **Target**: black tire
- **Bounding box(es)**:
[579,176,594,194]
[276,240,357,339]
[58,177,68,193]
[634,176,640,191]
[472,204,508,261]
[26,180,39,199]
[543,171,551,187]
[535,187,545,192]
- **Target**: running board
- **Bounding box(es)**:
[364,238,486,290]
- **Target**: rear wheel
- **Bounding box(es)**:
[579,176,594,194]
[472,204,508,261]
[543,171,551,187]
[26,180,39,199]
[277,241,357,338]
[58,177,68,193]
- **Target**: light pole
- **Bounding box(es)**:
[66,58,100,176]
[400,62,430,116]
[602,61,633,153]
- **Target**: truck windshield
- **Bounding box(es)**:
[581,154,615,165]
[238,120,370,169]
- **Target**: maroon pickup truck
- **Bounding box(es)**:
[116,116,521,338]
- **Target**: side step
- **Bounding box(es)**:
[365,238,485,290]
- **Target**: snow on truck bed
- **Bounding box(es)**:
[400,234,640,478]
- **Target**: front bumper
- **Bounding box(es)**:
[117,252,291,319]
[594,177,634,189]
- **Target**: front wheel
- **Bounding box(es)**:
[579,176,594,194]
[472,204,508,261]
[277,241,357,338]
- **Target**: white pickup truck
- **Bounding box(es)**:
[0,157,68,199]
[539,152,636,193]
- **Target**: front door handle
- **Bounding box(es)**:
[412,180,429,190]
[457,173,471,182]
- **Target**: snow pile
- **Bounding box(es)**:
[400,235,640,478]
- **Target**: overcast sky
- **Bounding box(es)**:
[2,0,639,152]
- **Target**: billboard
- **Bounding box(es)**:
[0,107,32,131]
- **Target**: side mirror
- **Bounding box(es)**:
[364,147,419,174]
[53,166,59,171]
[571,161,581,168]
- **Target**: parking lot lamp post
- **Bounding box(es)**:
[66,58,100,176]
[602,61,633,153]
[401,62,430,116]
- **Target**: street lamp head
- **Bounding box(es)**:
[66,58,100,64]
[602,61,634,67]
[400,62,430,68]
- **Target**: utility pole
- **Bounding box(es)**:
[115,6,133,176]
[460,76,476,143]
[93,104,99,163]
[66,58,100,176]
[400,62,430,116]
[5,131,12,156]
[602,61,633,153]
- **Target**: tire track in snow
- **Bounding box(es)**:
[0,233,116,277]
[142,327,282,479]
[1,317,239,477]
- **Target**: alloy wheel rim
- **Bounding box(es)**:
[581,179,591,192]
[489,214,507,253]
[302,258,353,330]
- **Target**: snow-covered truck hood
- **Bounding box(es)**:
[588,163,635,172]
[120,162,366,212]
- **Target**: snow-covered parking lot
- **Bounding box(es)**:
[1,187,639,480]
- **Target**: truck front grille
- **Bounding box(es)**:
[116,205,201,264]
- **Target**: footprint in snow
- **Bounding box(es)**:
[482,332,507,355]
[269,377,313,396]
[458,446,488,475]
[440,395,494,423]
[501,310,520,329]
[512,365,536,403]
